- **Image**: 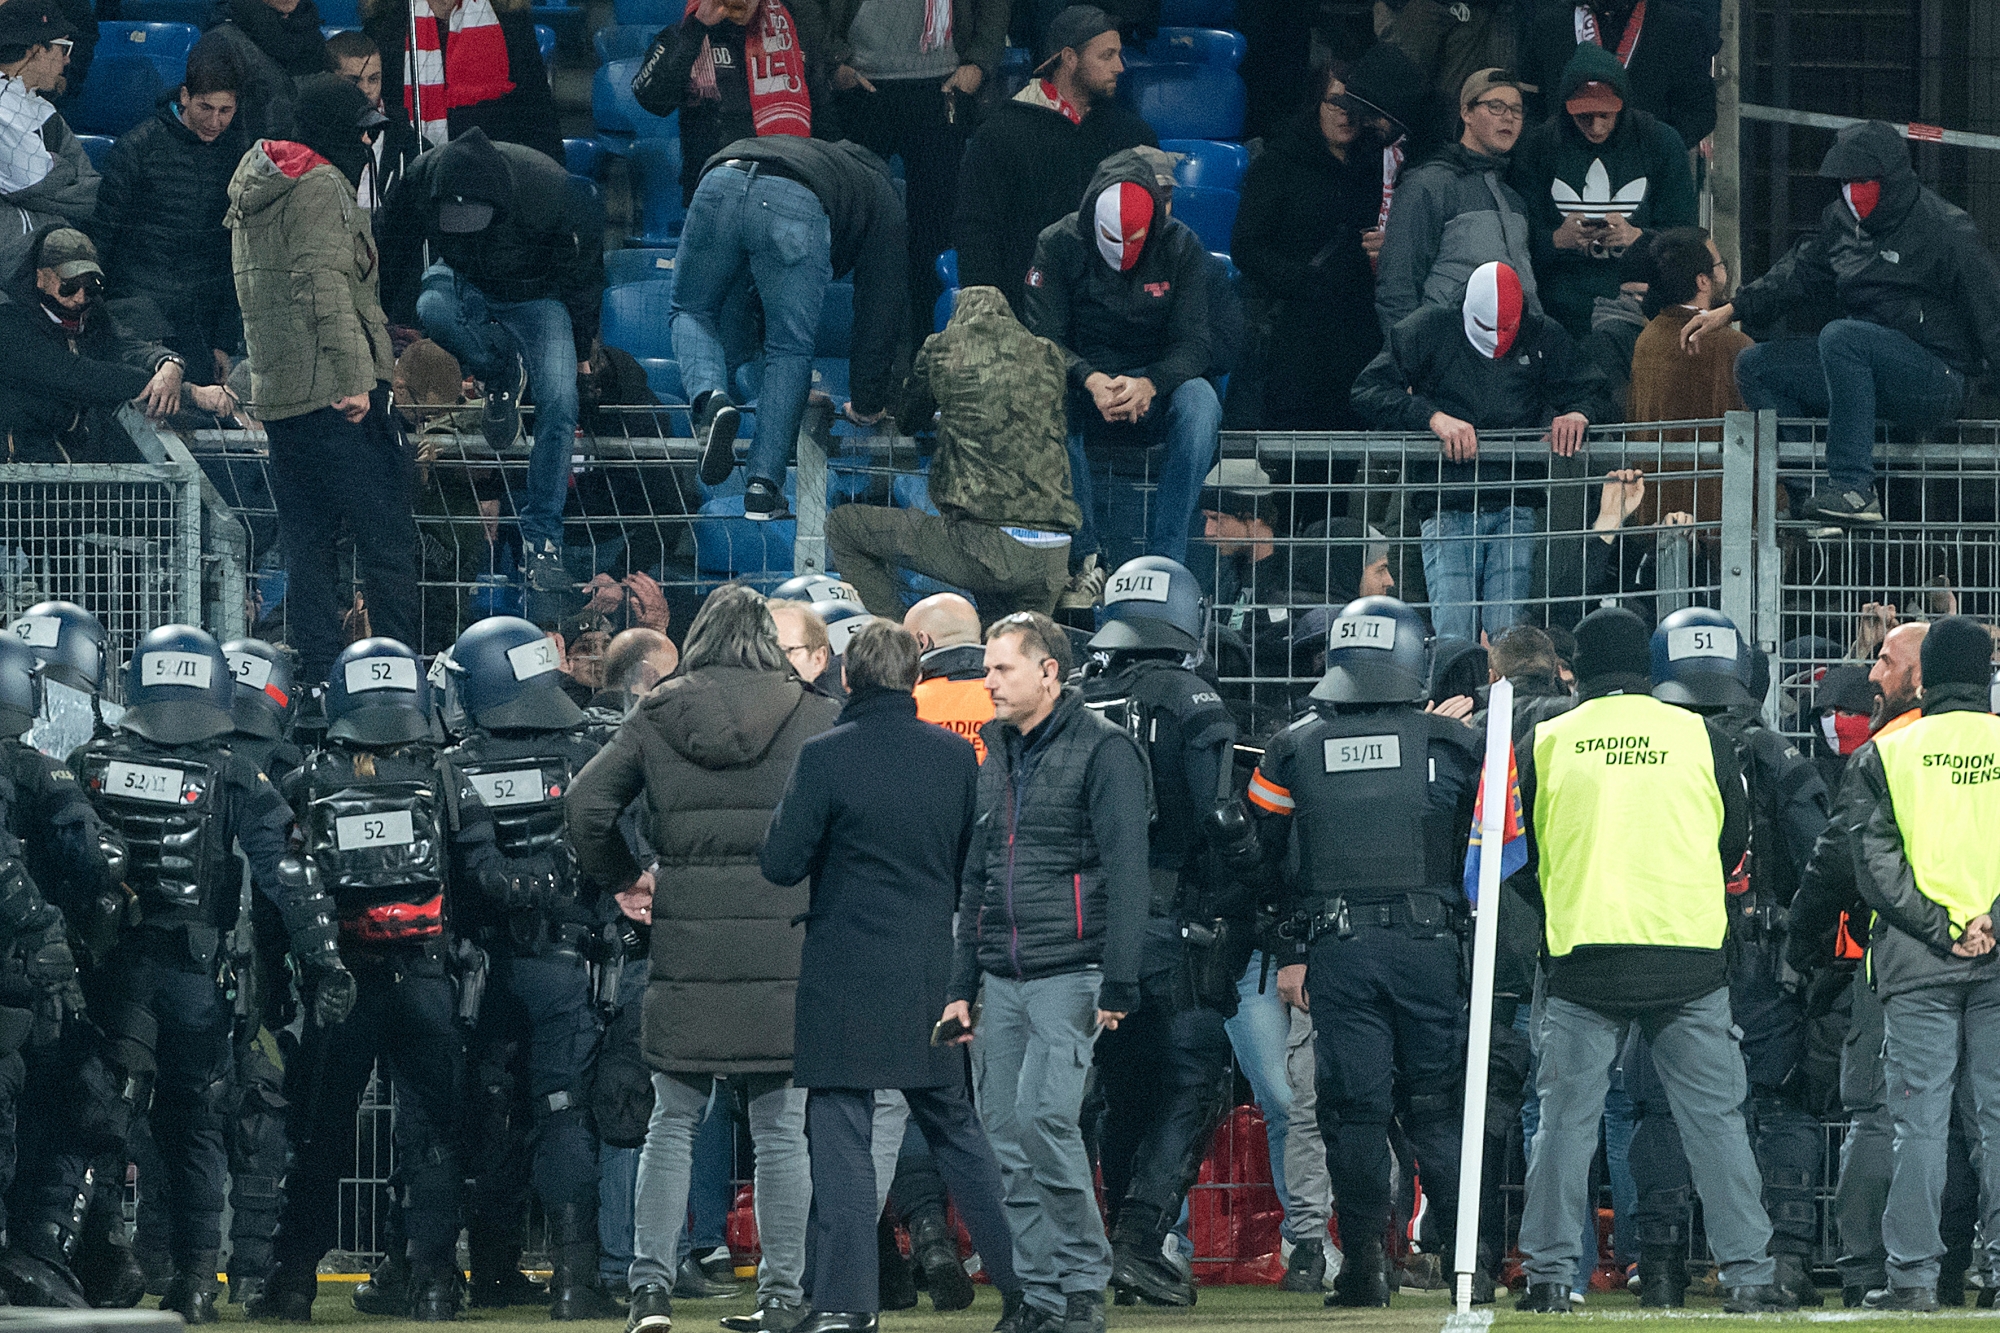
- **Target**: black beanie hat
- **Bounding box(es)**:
[295,73,386,189]
[1573,608,1652,684]
[1920,616,1993,691]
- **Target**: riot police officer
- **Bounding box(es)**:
[1627,608,1829,1308]
[8,600,114,760]
[1255,597,1483,1307]
[250,638,467,1324]
[71,625,354,1322]
[438,616,623,1319]
[1081,558,1256,1309]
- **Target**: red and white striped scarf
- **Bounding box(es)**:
[919,0,951,53]
[407,0,516,149]
[685,0,811,138]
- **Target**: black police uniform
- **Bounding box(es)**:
[1085,654,1250,1305]
[447,719,621,1311]
[1626,713,1830,1303]
[71,728,334,1309]
[1252,703,1481,1298]
[264,739,467,1312]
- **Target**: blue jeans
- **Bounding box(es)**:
[415,262,578,551]
[672,165,832,487]
[1734,320,1966,493]
[1065,376,1221,567]
[1223,952,1297,1240]
[1420,506,1536,643]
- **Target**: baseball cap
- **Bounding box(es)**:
[1459,67,1525,108]
[1565,79,1624,114]
[1202,458,1273,522]
[437,195,496,233]
[1037,4,1118,70]
[0,0,71,50]
[38,228,100,281]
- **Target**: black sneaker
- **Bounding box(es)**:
[693,1248,736,1285]
[695,392,742,487]
[1279,1239,1325,1293]
[163,1272,220,1324]
[992,1290,1047,1333]
[525,539,571,594]
[1799,487,1883,525]
[1058,1290,1104,1333]
[742,479,790,522]
[627,1282,673,1333]
[1725,1283,1802,1313]
[1514,1281,1571,1313]
[1775,1252,1824,1307]
[1862,1285,1939,1312]
[482,354,527,451]
[674,1255,741,1300]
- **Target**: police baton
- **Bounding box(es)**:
[1451,676,1513,1318]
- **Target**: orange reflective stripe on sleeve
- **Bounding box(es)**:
[1247,768,1294,814]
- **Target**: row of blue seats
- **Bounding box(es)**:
[118,0,582,37]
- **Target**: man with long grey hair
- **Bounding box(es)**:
[567,583,841,1333]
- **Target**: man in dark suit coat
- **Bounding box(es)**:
[760,622,1022,1333]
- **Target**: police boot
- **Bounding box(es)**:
[1325,1237,1390,1308]
[1279,1238,1326,1293]
[1107,1204,1195,1307]
[0,1218,91,1308]
[909,1206,974,1312]
[163,1254,221,1325]
[548,1202,625,1321]
[874,1216,916,1312]
[408,1257,464,1322]
[73,1181,147,1309]
[351,1248,410,1315]
[1774,1252,1824,1307]
[466,1224,544,1308]
[244,1259,317,1322]
[1637,1246,1686,1308]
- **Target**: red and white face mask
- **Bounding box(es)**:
[1821,709,1872,756]
[1462,260,1524,359]
[1843,179,1882,222]
[1094,181,1154,272]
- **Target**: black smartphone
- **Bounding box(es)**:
[930,1014,970,1046]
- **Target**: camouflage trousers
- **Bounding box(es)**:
[825,506,1069,622]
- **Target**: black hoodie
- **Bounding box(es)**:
[1732,120,2000,378]
[1020,149,1212,403]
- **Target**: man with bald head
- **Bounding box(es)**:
[907,594,994,762]
[598,627,680,711]
[1870,622,1928,732]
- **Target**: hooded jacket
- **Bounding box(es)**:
[1020,148,1212,401]
[953,78,1157,317]
[896,284,1080,533]
[694,135,907,413]
[226,139,394,421]
[1510,42,1698,339]
[0,109,98,286]
[1732,120,2000,378]
[201,0,324,140]
[564,665,840,1073]
[1524,0,1716,150]
[0,224,176,461]
[90,93,249,358]
[378,129,605,362]
[1374,141,1541,336]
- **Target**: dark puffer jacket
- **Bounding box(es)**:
[91,95,248,362]
[1020,148,1212,401]
[947,688,1151,1014]
[565,665,840,1074]
[1731,120,2000,379]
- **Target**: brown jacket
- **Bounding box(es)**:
[566,666,840,1074]
[1627,304,1750,524]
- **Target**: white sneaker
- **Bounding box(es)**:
[1058,554,1105,610]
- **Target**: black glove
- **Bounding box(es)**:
[22,938,75,992]
[504,863,562,913]
[301,955,357,1027]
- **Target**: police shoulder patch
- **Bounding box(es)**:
[1025,267,1044,288]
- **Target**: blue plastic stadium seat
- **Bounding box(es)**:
[606,247,677,288]
[1135,27,1245,70]
[630,136,685,246]
[694,484,797,577]
[592,58,675,153]
[934,249,957,288]
[562,136,604,177]
[811,358,851,411]
[638,356,685,401]
[1160,0,1236,23]
[316,0,359,24]
[117,0,206,22]
[815,281,854,359]
[999,42,1032,95]
[70,22,199,136]
[1160,138,1248,192]
[319,24,355,40]
[1124,65,1245,141]
[535,23,556,67]
[594,23,660,63]
[1172,186,1239,253]
[75,134,113,169]
[612,0,678,27]
[600,278,675,361]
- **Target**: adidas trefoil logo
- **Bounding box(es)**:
[1551,159,1648,217]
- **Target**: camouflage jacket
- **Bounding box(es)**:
[898,285,1081,535]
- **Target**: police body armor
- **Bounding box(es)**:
[444,727,602,955]
[76,738,228,916]
[299,749,446,944]
[1287,706,1480,913]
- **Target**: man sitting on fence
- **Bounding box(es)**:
[1684,121,2000,529]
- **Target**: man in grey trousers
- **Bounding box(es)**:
[938,612,1150,1333]
[1511,608,1793,1314]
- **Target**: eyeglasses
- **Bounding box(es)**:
[780,643,813,660]
[1470,97,1524,120]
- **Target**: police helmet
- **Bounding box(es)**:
[773,574,862,608]
[222,638,299,740]
[0,632,41,738]
[324,638,431,745]
[1650,607,1755,709]
[439,616,585,732]
[1309,596,1432,705]
[121,624,236,744]
[9,600,108,694]
[1089,556,1205,656]
[811,600,875,657]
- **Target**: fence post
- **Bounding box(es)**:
[120,407,206,629]
[1754,409,1782,724]
[792,402,830,577]
[1721,410,1757,644]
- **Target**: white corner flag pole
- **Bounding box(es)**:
[1452,676,1513,1317]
